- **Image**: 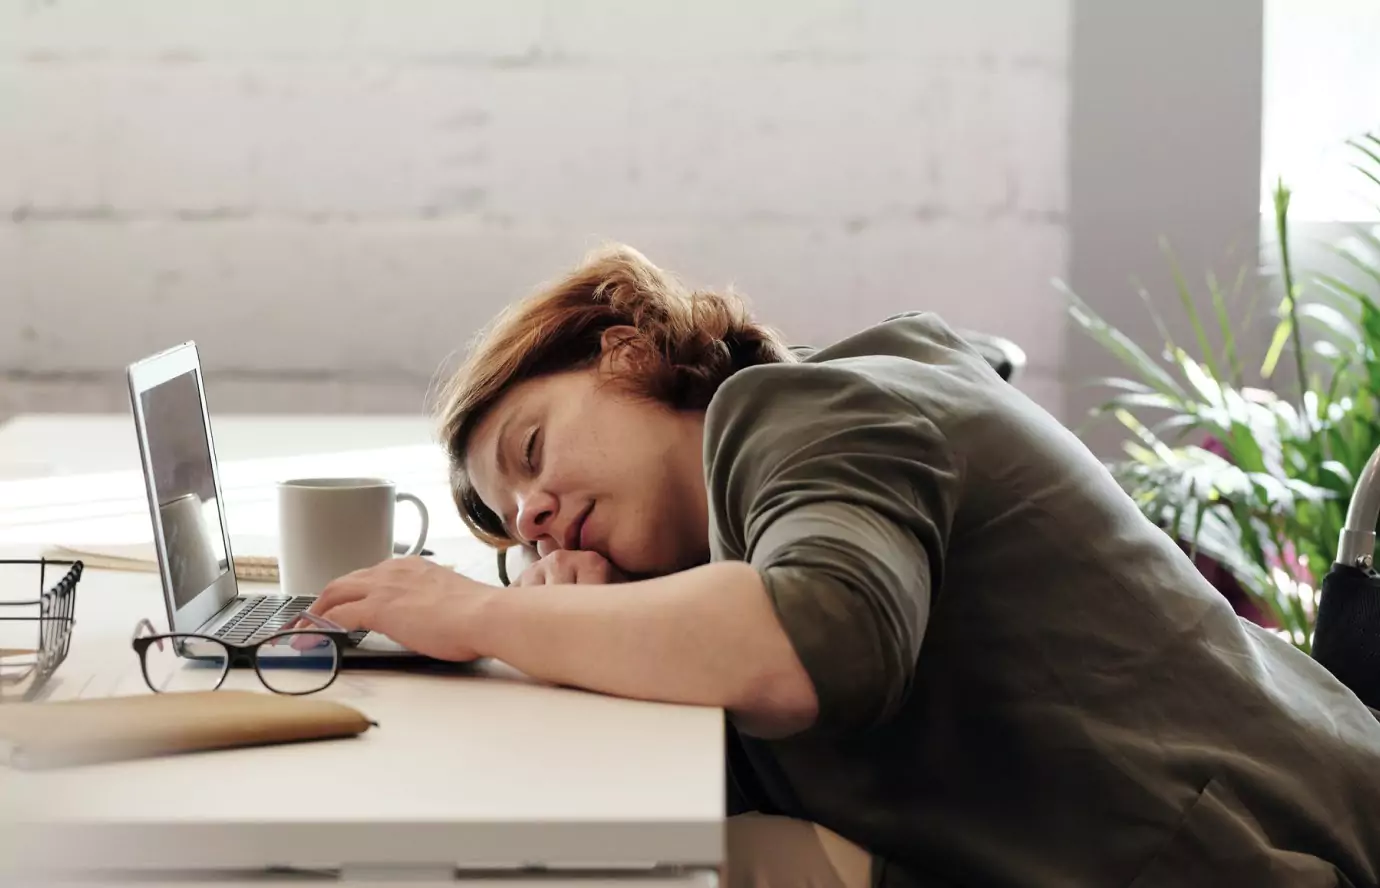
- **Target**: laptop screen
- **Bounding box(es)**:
[139,370,230,611]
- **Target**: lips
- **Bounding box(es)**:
[564,501,594,551]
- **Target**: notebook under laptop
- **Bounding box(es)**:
[126,341,416,660]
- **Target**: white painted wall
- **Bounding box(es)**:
[0,1,1070,422]
[1262,0,1380,221]
[1065,0,1264,456]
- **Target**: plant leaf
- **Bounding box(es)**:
[1174,348,1226,409]
[1297,302,1363,346]
[1107,391,1185,412]
[1059,280,1188,399]
[1260,315,1294,379]
[1208,271,1244,386]
[1085,376,1157,395]
[1352,163,1380,194]
[1335,238,1380,291]
[1349,136,1380,177]
[1162,238,1223,381]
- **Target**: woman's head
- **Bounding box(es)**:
[435,244,795,577]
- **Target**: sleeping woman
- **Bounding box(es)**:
[305,244,1380,888]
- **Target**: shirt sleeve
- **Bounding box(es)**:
[704,362,962,738]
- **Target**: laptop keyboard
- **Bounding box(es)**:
[214,596,368,646]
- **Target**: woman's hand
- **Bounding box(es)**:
[303,557,494,661]
[514,549,627,586]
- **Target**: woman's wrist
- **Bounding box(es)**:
[464,576,513,660]
[448,561,818,736]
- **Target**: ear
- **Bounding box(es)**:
[598,325,642,373]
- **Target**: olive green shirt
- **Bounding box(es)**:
[703,313,1380,887]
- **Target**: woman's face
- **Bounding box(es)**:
[465,349,711,579]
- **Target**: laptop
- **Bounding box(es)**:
[126,341,416,660]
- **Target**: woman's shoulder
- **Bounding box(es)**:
[783,312,981,365]
[701,315,979,507]
[701,321,968,560]
[708,312,1001,434]
[702,310,1080,513]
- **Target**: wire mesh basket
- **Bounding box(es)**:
[0,558,81,702]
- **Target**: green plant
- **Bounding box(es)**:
[1064,132,1380,650]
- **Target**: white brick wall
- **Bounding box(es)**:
[0,0,1070,418]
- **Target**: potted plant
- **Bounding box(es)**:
[1064,133,1380,651]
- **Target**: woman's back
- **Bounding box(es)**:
[705,312,1380,887]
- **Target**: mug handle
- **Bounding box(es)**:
[394,492,430,557]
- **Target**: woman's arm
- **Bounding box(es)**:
[305,556,819,739]
[473,559,819,738]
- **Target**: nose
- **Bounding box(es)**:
[514,489,558,548]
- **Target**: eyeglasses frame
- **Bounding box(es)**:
[130,613,351,696]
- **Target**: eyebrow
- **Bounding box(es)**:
[494,412,519,481]
[490,412,524,540]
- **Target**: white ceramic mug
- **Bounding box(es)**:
[277,478,430,598]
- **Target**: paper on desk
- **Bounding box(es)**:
[42,539,281,583]
[41,538,455,584]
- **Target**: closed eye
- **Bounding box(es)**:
[524,427,539,473]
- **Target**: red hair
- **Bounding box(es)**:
[433,243,796,547]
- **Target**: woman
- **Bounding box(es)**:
[306,245,1380,887]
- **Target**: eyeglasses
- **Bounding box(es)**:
[130,613,348,695]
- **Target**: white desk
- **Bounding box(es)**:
[0,414,724,885]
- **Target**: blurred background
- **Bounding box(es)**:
[0,0,1376,443]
